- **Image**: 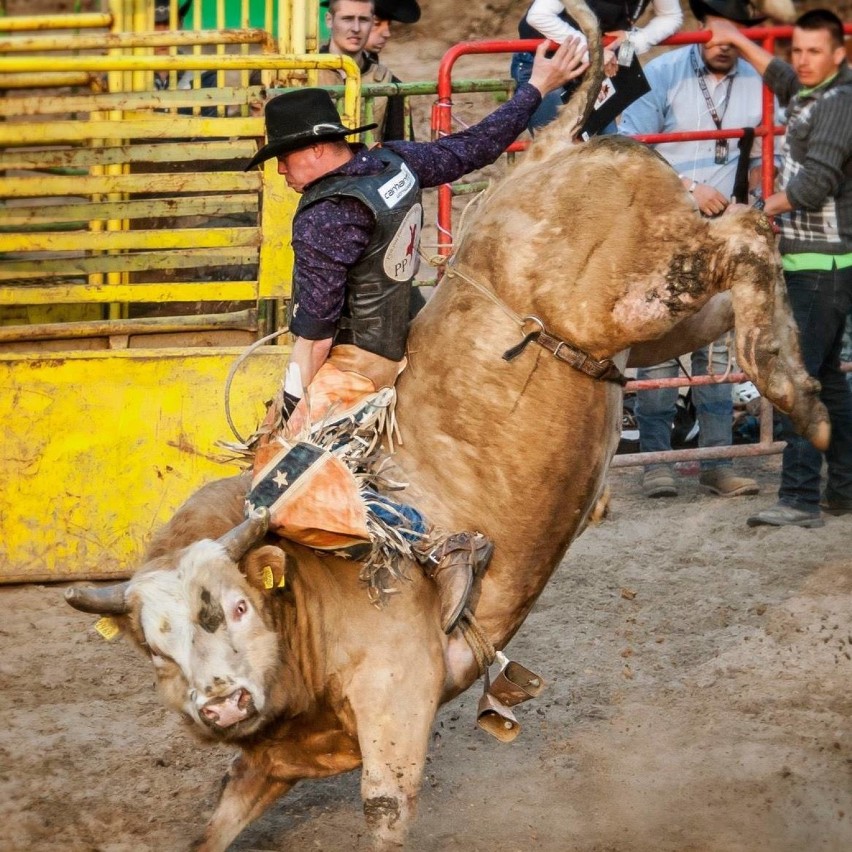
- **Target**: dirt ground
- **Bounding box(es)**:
[3,2,851,850]
[3,455,851,852]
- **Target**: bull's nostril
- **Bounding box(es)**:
[200,705,219,722]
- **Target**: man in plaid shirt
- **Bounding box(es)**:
[709,8,852,527]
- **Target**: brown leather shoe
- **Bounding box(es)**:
[420,532,494,633]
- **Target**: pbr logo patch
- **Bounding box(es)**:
[383,203,422,282]
[377,162,416,209]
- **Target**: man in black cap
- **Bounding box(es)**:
[245,37,588,633]
[360,0,421,141]
[365,0,421,56]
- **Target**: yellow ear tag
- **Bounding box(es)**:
[261,565,274,590]
[277,573,286,589]
[94,616,120,641]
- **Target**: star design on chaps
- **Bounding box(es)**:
[273,469,289,489]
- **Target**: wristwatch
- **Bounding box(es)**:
[678,174,698,194]
[753,198,766,211]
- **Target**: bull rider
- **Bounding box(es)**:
[243,38,589,633]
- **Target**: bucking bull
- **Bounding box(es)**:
[65,1,825,849]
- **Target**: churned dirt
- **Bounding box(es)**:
[3,2,852,851]
[3,456,852,852]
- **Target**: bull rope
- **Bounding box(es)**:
[458,607,496,675]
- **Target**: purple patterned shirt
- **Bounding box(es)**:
[289,83,542,339]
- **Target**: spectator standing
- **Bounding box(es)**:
[318,0,375,81]
[318,0,412,142]
[707,9,852,527]
[619,0,767,499]
[511,0,683,133]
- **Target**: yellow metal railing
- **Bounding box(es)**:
[0,0,365,584]
[0,52,360,311]
[0,13,113,32]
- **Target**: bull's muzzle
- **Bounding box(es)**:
[199,688,254,729]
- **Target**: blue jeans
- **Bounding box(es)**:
[841,307,852,390]
[510,52,618,137]
[635,339,734,473]
[776,265,852,511]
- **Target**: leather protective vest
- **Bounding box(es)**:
[292,148,422,362]
[518,0,649,39]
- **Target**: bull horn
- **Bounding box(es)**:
[217,507,270,561]
[65,581,130,615]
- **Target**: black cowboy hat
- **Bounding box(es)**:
[245,88,377,170]
[689,0,767,24]
[319,0,421,23]
[154,1,193,25]
[373,0,421,23]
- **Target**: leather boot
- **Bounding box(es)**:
[417,532,494,633]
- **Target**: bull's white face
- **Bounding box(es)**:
[128,540,284,740]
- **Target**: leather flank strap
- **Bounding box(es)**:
[503,328,627,385]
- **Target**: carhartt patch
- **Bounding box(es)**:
[377,162,416,209]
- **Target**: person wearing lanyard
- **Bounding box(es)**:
[618,0,769,499]
[510,0,683,133]
[707,8,852,527]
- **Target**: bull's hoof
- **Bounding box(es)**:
[807,416,831,452]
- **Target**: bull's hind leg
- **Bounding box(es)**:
[709,212,829,450]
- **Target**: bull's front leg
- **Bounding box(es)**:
[195,721,362,852]
[710,212,830,450]
[194,752,295,852]
[350,651,444,848]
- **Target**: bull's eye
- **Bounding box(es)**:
[233,599,248,620]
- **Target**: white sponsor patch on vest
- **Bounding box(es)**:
[377,162,416,209]
[383,203,422,282]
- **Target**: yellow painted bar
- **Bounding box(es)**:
[258,156,297,298]
[0,91,263,117]
[0,52,358,75]
[0,347,290,583]
[0,248,257,281]
[0,13,113,31]
[0,227,260,253]
[0,171,261,197]
[0,73,95,89]
[0,116,262,144]
[0,281,259,306]
[0,28,271,53]
[0,196,257,225]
